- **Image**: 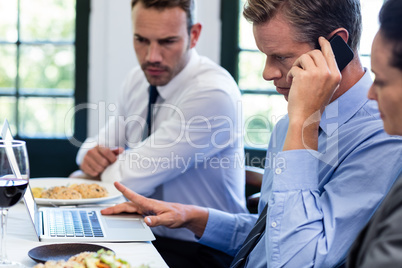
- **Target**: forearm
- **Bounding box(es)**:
[283,117,320,151]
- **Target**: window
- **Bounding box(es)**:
[221,0,384,150]
[0,0,89,177]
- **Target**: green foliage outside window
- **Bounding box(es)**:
[0,0,76,138]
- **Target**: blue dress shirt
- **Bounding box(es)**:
[199,71,402,267]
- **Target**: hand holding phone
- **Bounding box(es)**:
[286,36,343,118]
[327,35,354,72]
[284,37,344,151]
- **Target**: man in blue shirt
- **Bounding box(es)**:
[102,0,402,267]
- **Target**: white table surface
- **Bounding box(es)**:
[6,202,169,268]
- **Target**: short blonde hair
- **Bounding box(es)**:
[243,0,362,51]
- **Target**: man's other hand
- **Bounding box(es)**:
[80,146,123,178]
[101,182,209,237]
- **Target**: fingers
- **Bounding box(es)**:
[80,157,103,177]
[111,147,124,156]
[101,203,157,227]
[318,36,340,75]
[142,214,180,228]
[113,182,132,198]
[98,146,120,164]
[287,50,326,84]
[101,202,139,215]
[292,53,316,71]
[287,54,311,83]
[81,146,121,177]
[101,183,152,216]
[114,182,154,212]
[287,37,340,84]
[103,182,192,230]
[102,183,167,228]
[144,215,160,227]
[285,37,343,121]
[143,209,180,228]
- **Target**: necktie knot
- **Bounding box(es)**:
[149,85,159,106]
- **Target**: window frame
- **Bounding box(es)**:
[220,0,275,164]
[0,0,90,177]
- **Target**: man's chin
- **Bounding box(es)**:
[275,87,290,102]
[145,76,170,87]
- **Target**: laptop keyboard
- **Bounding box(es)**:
[48,210,104,237]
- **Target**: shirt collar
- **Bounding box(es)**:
[156,49,199,101]
[320,69,373,136]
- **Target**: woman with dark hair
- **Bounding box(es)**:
[347,0,402,267]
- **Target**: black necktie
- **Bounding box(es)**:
[144,85,159,139]
[230,204,268,268]
[144,85,164,199]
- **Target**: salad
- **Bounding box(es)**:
[33,249,149,268]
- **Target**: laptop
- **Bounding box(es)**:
[1,119,155,242]
[23,184,155,242]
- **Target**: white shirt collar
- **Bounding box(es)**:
[157,49,199,101]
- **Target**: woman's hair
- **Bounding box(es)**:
[379,0,402,70]
[243,0,362,51]
[131,0,195,34]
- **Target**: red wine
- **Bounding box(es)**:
[0,179,28,208]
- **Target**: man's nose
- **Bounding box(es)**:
[262,59,282,81]
[146,43,162,63]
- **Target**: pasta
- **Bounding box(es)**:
[32,183,108,200]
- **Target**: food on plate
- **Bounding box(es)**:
[70,183,109,199]
[40,186,82,200]
[31,183,108,200]
[31,187,44,198]
[33,249,136,268]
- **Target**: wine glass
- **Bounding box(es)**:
[0,140,29,267]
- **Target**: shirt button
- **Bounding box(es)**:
[271,222,277,228]
[275,168,282,175]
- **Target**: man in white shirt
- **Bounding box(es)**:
[76,0,247,267]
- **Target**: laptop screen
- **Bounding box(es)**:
[1,119,13,141]
[1,119,24,180]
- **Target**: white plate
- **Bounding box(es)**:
[29,178,122,206]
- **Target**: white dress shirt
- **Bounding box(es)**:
[77,50,248,241]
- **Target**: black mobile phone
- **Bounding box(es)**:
[327,35,354,72]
